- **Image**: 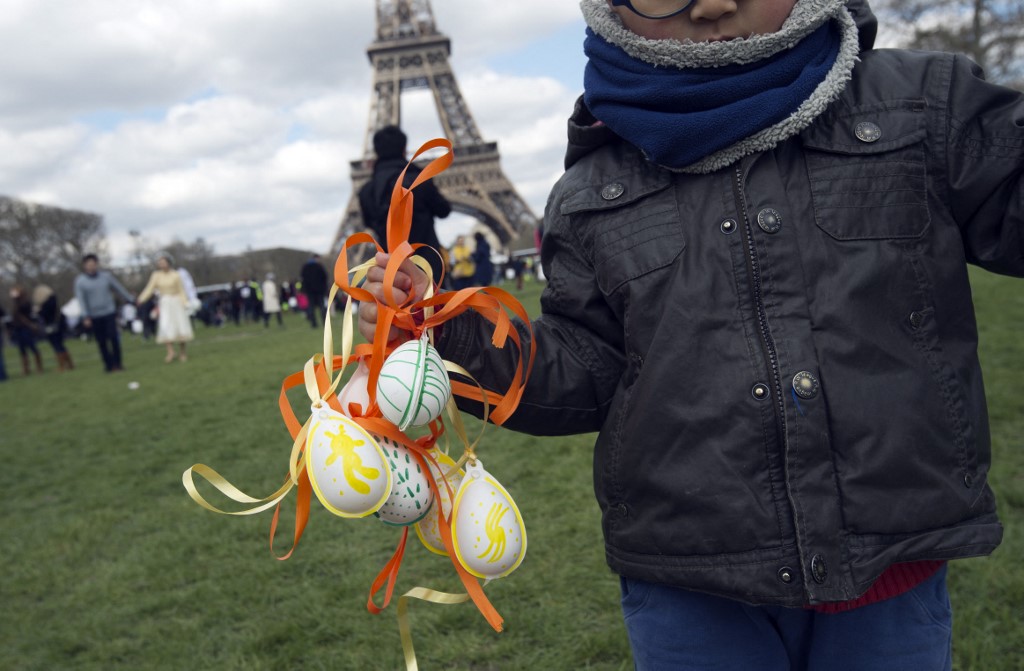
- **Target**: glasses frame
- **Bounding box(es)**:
[610,0,695,20]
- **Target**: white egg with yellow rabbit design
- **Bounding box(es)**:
[451,460,526,580]
[305,404,391,518]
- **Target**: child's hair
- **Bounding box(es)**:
[373,125,407,160]
[82,253,99,264]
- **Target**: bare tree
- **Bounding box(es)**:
[876,0,1024,88]
[159,237,219,285]
[0,196,106,295]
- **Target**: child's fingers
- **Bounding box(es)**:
[363,284,409,305]
[357,300,401,341]
[367,253,413,291]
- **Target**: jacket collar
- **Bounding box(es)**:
[564,1,877,171]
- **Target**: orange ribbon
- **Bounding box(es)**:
[185,137,533,654]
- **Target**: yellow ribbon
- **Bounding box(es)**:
[398,587,472,671]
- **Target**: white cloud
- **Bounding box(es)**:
[1,0,586,265]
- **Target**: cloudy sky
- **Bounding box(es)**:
[1,0,588,265]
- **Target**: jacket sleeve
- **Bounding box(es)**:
[358,181,383,240]
[74,277,89,318]
[437,180,626,436]
[108,273,134,302]
[945,55,1024,277]
[419,179,452,220]
[136,272,158,304]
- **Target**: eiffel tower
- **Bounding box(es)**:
[332,0,539,256]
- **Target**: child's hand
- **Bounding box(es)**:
[358,252,430,342]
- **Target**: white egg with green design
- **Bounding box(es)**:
[374,433,434,526]
[376,336,451,431]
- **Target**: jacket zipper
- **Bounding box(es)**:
[732,167,787,429]
[732,166,806,577]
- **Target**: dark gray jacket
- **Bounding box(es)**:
[438,2,1023,606]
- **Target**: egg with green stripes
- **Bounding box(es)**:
[374,433,434,526]
[376,336,451,431]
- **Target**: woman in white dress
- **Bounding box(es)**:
[262,273,283,327]
[137,253,194,362]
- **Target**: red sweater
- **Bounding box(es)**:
[811,561,946,613]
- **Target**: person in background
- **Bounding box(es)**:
[140,296,158,339]
[136,253,194,363]
[359,125,452,285]
[449,235,475,290]
[178,265,200,317]
[120,301,138,334]
[32,284,73,371]
[75,253,134,372]
[229,281,243,326]
[262,272,283,328]
[300,254,328,329]
[471,231,493,286]
[8,285,43,375]
[247,277,264,323]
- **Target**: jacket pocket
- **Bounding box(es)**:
[801,100,930,241]
[561,169,684,295]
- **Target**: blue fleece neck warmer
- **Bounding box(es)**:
[583,22,841,170]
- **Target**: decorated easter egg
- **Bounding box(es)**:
[336,360,372,417]
[305,404,391,518]
[376,336,451,431]
[415,448,463,556]
[451,460,526,579]
[375,433,434,526]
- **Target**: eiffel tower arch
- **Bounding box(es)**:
[332,0,539,257]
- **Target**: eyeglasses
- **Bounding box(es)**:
[610,0,695,20]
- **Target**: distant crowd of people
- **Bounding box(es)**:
[0,252,336,380]
[0,125,541,383]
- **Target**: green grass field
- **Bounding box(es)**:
[1,270,1021,671]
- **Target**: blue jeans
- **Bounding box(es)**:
[621,566,952,671]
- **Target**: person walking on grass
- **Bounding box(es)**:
[75,253,134,372]
[449,235,475,290]
[262,273,284,328]
[8,285,43,376]
[471,232,493,286]
[357,1,1024,669]
[32,285,73,371]
[300,254,329,329]
[136,253,194,363]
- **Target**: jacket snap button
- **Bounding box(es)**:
[964,473,975,488]
[601,182,625,200]
[810,555,828,584]
[616,503,629,517]
[855,121,882,143]
[778,567,795,583]
[909,311,924,329]
[756,208,782,234]
[792,371,819,399]
[720,218,737,235]
[751,383,770,400]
